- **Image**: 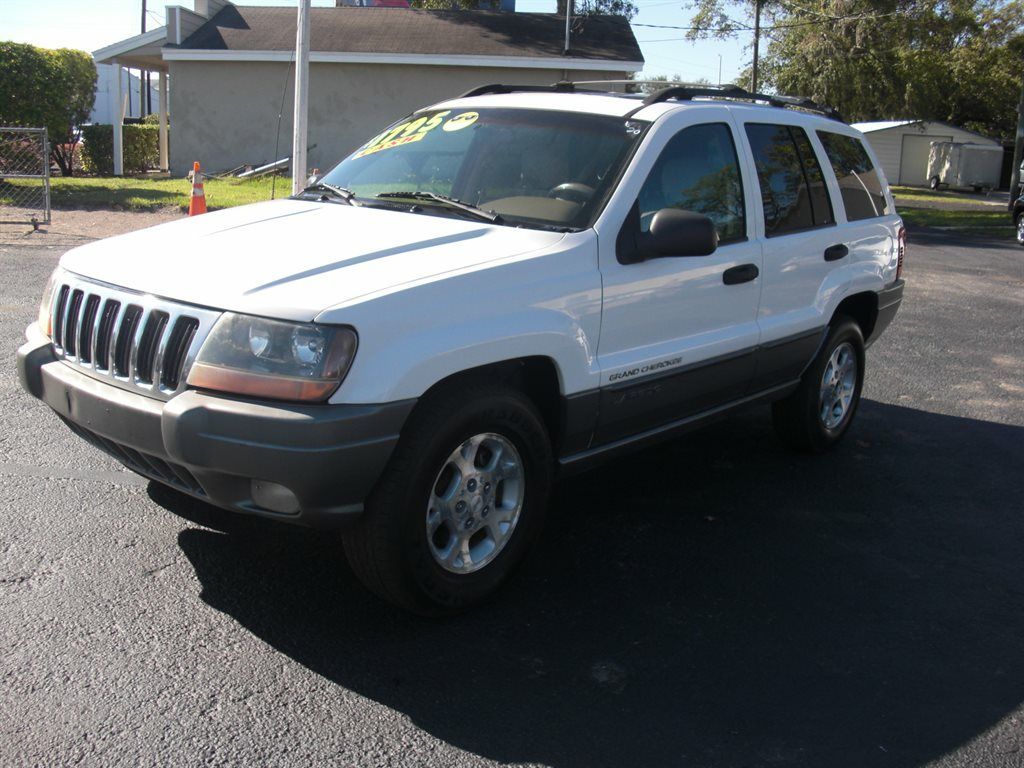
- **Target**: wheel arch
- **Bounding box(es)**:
[414,356,567,453]
[832,291,878,342]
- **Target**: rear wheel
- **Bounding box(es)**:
[1015,212,1024,246]
[343,381,552,615]
[929,176,940,190]
[772,318,865,453]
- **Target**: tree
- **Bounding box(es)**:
[681,0,1023,140]
[555,0,639,19]
[408,0,638,19]
[408,0,478,8]
[638,73,712,93]
[684,0,773,89]
[759,0,1024,140]
[0,42,97,176]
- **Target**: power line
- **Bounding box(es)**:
[632,9,906,34]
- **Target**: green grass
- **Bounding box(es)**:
[888,184,1014,237]
[3,175,1015,238]
[889,185,975,203]
[896,206,1014,237]
[0,175,290,212]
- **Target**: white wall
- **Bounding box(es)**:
[168,60,628,176]
[91,63,161,124]
[857,121,999,187]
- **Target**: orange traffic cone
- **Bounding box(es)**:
[188,161,207,216]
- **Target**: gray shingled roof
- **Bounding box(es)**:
[177,6,643,63]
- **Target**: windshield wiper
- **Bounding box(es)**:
[375,191,503,224]
[299,182,360,205]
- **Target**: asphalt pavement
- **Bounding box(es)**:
[1,223,1022,767]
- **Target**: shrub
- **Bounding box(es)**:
[0,42,96,176]
[80,124,165,175]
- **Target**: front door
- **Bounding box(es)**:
[594,111,763,445]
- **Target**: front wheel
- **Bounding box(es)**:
[929,176,940,190]
[343,381,553,615]
[772,318,865,453]
[1015,213,1024,246]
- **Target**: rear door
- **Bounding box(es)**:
[815,128,901,337]
[739,120,841,390]
[593,109,763,445]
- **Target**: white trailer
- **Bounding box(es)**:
[927,141,1003,192]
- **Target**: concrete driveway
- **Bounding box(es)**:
[1,219,1022,767]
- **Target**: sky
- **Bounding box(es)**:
[0,0,752,83]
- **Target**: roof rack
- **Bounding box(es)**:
[458,82,577,98]
[455,81,844,122]
[637,84,844,121]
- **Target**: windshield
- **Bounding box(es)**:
[318,108,649,230]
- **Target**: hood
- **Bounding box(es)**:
[60,199,565,321]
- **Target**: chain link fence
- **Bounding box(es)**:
[0,128,52,226]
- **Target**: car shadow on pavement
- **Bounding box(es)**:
[156,399,1024,768]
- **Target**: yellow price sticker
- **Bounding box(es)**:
[352,110,453,159]
[443,112,479,132]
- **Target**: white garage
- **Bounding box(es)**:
[851,120,1001,187]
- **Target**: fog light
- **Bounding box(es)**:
[251,479,300,514]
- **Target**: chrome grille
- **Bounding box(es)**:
[49,274,221,401]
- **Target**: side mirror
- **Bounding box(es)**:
[644,208,718,258]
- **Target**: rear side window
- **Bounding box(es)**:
[637,122,746,243]
[816,131,891,220]
[745,123,834,236]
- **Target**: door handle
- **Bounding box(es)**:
[824,244,849,262]
[723,263,759,285]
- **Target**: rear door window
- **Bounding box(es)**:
[744,123,834,236]
[816,131,891,220]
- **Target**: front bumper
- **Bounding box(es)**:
[18,331,415,528]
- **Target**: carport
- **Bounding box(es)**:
[92,28,170,176]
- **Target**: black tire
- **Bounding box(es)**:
[1015,212,1024,247]
[929,176,940,190]
[343,380,553,615]
[772,318,865,453]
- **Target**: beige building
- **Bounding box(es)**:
[851,120,1001,187]
[93,1,644,177]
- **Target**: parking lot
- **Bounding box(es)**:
[1,221,1022,767]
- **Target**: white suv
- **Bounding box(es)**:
[19,83,905,614]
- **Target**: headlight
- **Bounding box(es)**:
[187,313,358,402]
[37,268,61,338]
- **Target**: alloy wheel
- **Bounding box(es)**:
[426,433,525,574]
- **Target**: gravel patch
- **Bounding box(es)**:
[0,209,182,249]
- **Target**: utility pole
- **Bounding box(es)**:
[564,0,572,54]
[718,54,722,87]
[1010,73,1024,204]
[292,0,311,195]
[750,0,761,93]
[141,0,148,117]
